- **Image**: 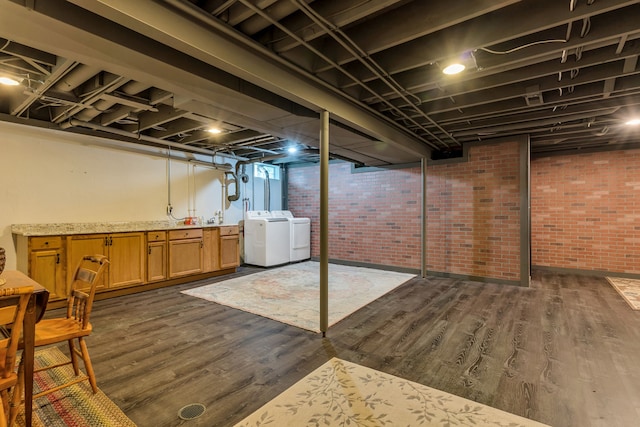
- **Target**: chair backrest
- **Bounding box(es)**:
[67,255,109,330]
[0,286,33,379]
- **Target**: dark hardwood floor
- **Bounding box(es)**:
[51,268,640,426]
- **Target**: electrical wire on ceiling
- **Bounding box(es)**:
[479,39,567,55]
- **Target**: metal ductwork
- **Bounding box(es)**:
[227,154,287,202]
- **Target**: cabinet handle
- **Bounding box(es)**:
[148,247,152,255]
[109,237,113,246]
[104,237,108,247]
[56,253,60,264]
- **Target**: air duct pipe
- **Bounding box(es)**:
[260,166,271,211]
[227,154,286,202]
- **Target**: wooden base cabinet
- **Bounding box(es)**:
[110,232,146,288]
[15,225,237,302]
[16,236,66,300]
[67,232,146,291]
[66,234,108,293]
[219,226,240,269]
[147,231,167,282]
[168,228,203,278]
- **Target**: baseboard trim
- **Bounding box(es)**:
[45,268,238,310]
[310,257,421,275]
[532,265,640,280]
[311,257,524,286]
[425,270,524,287]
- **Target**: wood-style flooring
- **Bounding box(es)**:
[50,268,640,426]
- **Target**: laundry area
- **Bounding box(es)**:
[242,210,310,267]
[236,163,310,267]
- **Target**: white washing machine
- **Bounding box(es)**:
[243,210,290,267]
[271,210,311,262]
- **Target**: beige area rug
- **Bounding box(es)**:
[181,261,415,332]
[14,347,136,426]
[234,358,549,427]
[606,277,640,310]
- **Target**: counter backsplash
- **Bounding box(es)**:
[12,220,229,236]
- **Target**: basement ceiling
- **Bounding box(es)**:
[1,0,640,166]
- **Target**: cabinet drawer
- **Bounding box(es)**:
[147,231,167,242]
[169,228,203,240]
[30,236,62,250]
[219,225,239,236]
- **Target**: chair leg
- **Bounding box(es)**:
[68,339,80,377]
[78,338,98,393]
[0,404,7,427]
[0,389,9,427]
[8,361,24,427]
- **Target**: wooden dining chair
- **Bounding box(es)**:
[0,286,33,427]
[9,255,108,423]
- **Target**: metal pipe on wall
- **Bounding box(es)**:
[61,119,229,158]
[320,110,329,335]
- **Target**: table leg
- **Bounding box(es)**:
[22,295,36,427]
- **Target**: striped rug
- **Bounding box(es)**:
[14,347,135,427]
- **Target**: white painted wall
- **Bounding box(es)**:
[0,121,277,269]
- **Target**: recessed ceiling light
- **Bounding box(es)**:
[625,118,640,126]
[442,63,465,75]
[207,127,222,134]
[287,146,298,154]
[0,76,20,86]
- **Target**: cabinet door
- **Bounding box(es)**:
[109,232,146,288]
[220,234,239,269]
[30,249,65,300]
[147,241,167,282]
[67,234,108,292]
[169,238,203,278]
[203,228,221,272]
[202,229,213,273]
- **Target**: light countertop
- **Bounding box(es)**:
[11,220,233,236]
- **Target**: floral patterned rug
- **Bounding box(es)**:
[182,261,415,332]
[606,277,640,310]
[234,358,549,427]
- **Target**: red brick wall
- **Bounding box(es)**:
[426,141,522,281]
[287,140,523,281]
[287,162,423,269]
[531,149,640,274]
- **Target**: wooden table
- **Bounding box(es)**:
[0,270,49,427]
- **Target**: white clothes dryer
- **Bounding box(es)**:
[243,210,290,267]
[271,210,311,262]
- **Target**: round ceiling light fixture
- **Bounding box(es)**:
[625,118,640,126]
[442,63,465,75]
[206,127,222,134]
[0,76,20,86]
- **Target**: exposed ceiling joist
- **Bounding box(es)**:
[0,0,638,164]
